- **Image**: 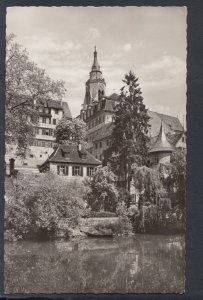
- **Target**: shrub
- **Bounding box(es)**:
[116,201,133,235]
[83,211,117,218]
[5,173,86,241]
[84,165,118,212]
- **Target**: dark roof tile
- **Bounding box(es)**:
[39,144,101,168]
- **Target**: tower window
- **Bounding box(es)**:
[53,119,56,125]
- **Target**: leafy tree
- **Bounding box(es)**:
[84,165,118,212]
[54,117,87,146]
[160,149,186,209]
[6,34,66,158]
[103,71,150,191]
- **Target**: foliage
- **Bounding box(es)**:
[103,71,150,191]
[116,201,133,235]
[83,211,117,218]
[6,34,66,158]
[133,166,161,205]
[159,149,186,209]
[5,173,86,240]
[84,165,118,212]
[54,117,87,146]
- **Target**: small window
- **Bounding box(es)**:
[99,154,102,161]
[42,117,46,123]
[30,154,34,158]
[53,119,56,125]
[182,136,185,143]
[95,142,98,150]
[87,167,94,177]
[57,165,68,176]
[72,166,83,176]
[100,141,102,148]
[42,141,45,147]
[95,155,98,159]
[55,109,58,114]
[40,155,42,158]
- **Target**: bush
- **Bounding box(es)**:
[83,211,117,218]
[84,165,118,212]
[116,202,133,235]
[5,173,86,241]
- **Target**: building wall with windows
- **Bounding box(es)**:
[38,144,100,178]
[5,99,72,171]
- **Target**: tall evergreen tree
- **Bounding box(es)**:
[104,71,150,191]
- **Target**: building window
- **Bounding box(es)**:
[72,166,83,176]
[55,109,58,114]
[95,142,98,149]
[53,119,56,125]
[182,136,185,143]
[99,154,102,161]
[87,167,94,177]
[95,155,98,159]
[42,117,46,123]
[42,141,45,147]
[100,141,102,148]
[57,165,68,176]
[30,154,34,158]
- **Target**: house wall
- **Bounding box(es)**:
[49,163,95,178]
[175,133,186,150]
[149,152,171,167]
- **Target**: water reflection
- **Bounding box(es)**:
[4,235,185,293]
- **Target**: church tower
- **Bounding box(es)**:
[83,47,106,109]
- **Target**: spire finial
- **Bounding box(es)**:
[94,45,97,52]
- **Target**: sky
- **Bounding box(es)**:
[7,6,187,121]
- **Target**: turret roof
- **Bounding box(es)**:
[149,122,175,154]
[91,46,100,72]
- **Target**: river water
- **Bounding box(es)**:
[4,234,185,294]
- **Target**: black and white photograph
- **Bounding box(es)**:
[4,6,186,294]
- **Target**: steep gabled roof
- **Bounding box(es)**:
[62,101,72,119]
[39,144,101,168]
[148,111,183,137]
[149,123,175,154]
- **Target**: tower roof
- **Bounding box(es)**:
[91,46,100,71]
[149,122,175,154]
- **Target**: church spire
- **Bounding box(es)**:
[92,46,100,71]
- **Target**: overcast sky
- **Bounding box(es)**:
[7,6,187,120]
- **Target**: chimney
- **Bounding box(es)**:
[9,158,15,176]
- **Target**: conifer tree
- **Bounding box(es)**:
[104,71,150,191]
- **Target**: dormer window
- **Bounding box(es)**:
[61,150,70,159]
